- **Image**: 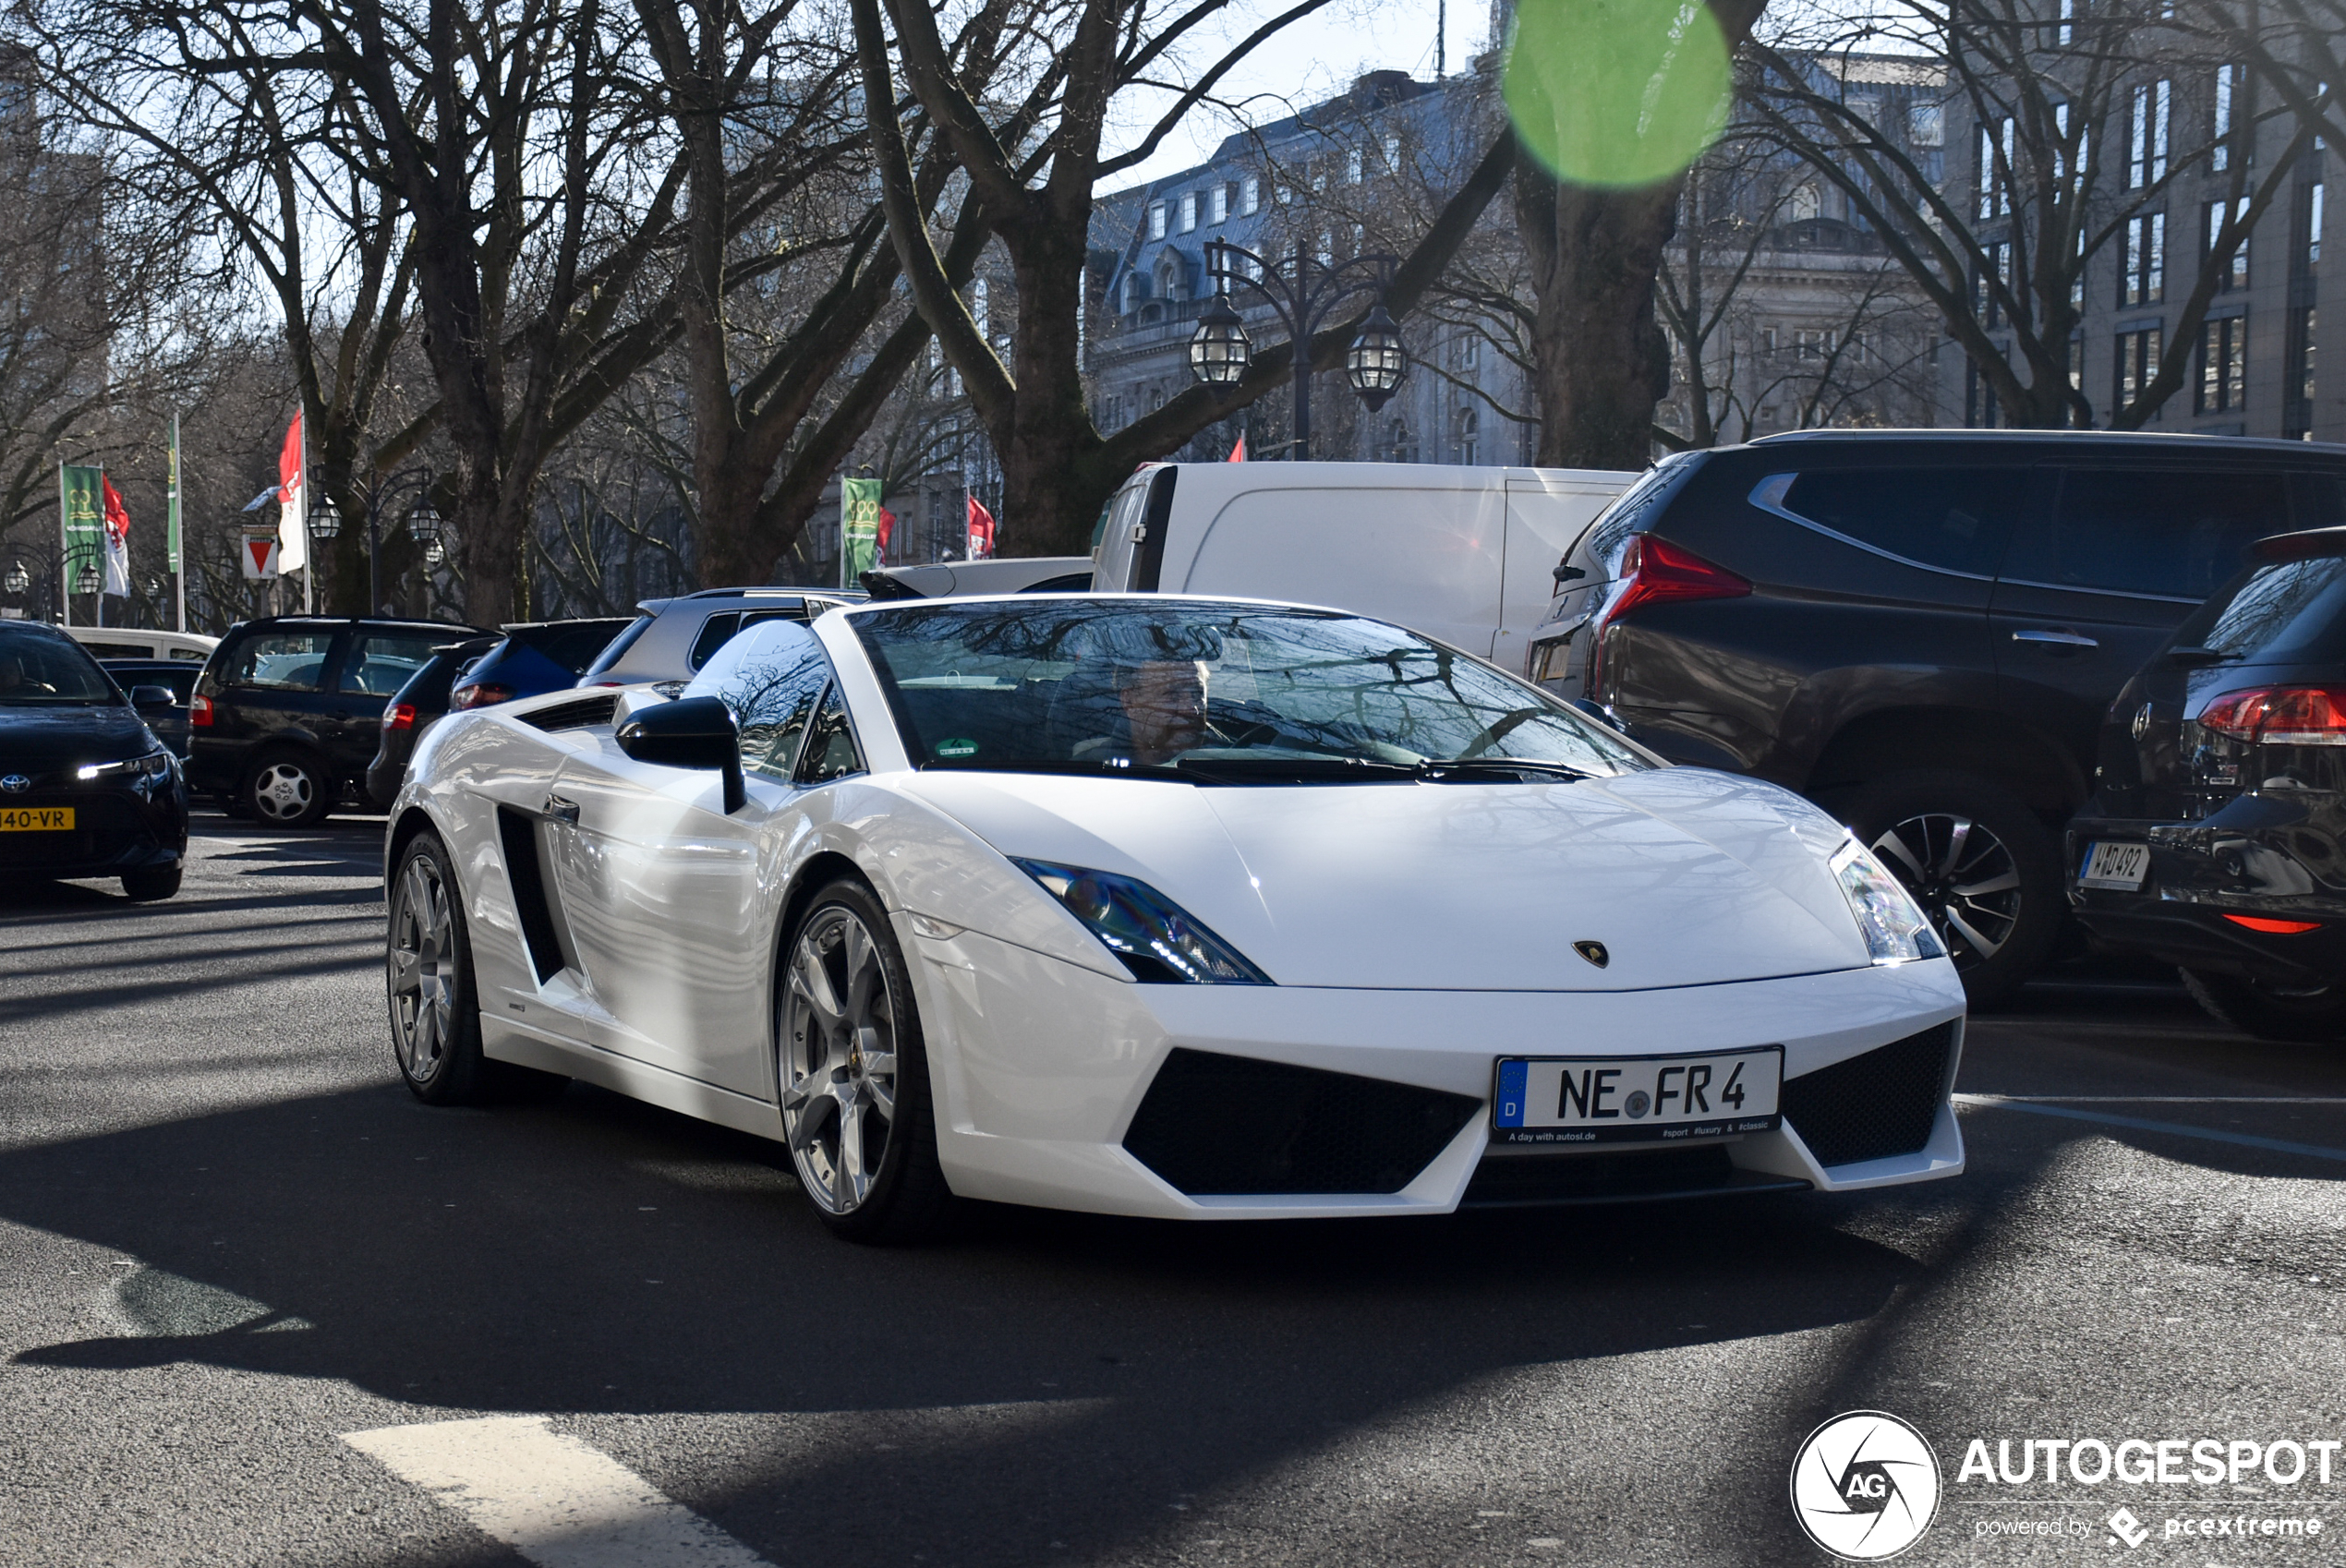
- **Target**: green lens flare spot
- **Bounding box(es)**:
[1504,0,1733,187]
[936,738,979,758]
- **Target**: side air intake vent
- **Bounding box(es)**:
[496,806,566,983]
[1122,1048,1478,1195]
[1781,1022,1956,1167]
[521,694,621,732]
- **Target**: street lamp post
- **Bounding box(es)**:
[308,467,438,615]
[1188,238,1411,459]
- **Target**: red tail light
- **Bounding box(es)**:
[1587,536,1751,697]
[2196,687,2346,745]
[383,702,417,732]
[451,683,514,710]
[2223,914,2323,934]
[189,693,212,728]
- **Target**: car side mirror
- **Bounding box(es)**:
[130,685,177,712]
[616,694,744,813]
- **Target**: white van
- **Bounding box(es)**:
[60,625,220,663]
[1091,462,1636,671]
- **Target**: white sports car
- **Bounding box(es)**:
[384,595,1965,1241]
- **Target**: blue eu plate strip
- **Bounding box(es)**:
[1494,1059,1527,1128]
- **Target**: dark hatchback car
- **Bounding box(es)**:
[449,618,632,710]
[0,621,188,899]
[1525,430,2346,1005]
[2070,527,2346,1039]
[97,658,200,757]
[188,615,486,827]
[362,634,500,809]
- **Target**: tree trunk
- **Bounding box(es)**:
[1518,173,1682,469]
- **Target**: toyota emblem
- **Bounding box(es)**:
[0,774,28,793]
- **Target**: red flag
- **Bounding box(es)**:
[100,475,131,596]
[966,495,996,560]
[1227,432,1247,463]
[276,410,308,573]
[877,505,897,561]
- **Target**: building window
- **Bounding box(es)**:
[2129,79,2171,188]
[2288,306,2317,434]
[1347,148,1363,184]
[1316,231,1333,265]
[2121,211,2165,305]
[2205,197,2250,290]
[1383,135,1401,169]
[1457,406,1480,465]
[1149,202,1167,239]
[2300,179,2325,273]
[1977,117,2013,219]
[1978,240,2013,326]
[1179,192,1198,232]
[2212,64,2244,171]
[1210,184,1228,224]
[1794,327,1835,358]
[1240,176,1260,215]
[2114,326,2161,411]
[2058,0,2077,44]
[1453,333,1480,369]
[2197,315,2246,413]
[1909,103,1943,148]
[1966,358,2001,427]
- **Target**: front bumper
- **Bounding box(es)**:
[910,926,1967,1219]
[2068,812,2346,984]
[0,775,188,878]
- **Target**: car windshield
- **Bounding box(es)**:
[0,625,120,705]
[852,600,1653,781]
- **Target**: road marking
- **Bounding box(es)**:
[343,1416,772,1567]
[1954,1093,2346,1164]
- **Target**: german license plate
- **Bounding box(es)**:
[0,806,72,831]
[1492,1046,1783,1146]
[2078,840,2149,891]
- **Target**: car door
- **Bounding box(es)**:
[546,626,833,1094]
[216,626,345,758]
[327,629,446,771]
[1991,465,2290,778]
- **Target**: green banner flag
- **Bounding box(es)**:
[60,464,103,588]
[166,414,181,574]
[841,476,883,587]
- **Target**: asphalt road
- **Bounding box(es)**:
[1,811,2342,1568]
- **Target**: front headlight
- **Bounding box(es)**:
[1012,859,1272,984]
[77,749,174,783]
[1829,837,1947,964]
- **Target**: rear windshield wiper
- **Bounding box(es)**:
[1415,757,1593,782]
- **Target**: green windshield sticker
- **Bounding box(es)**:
[936,738,979,758]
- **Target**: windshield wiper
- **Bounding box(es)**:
[1174,755,1416,785]
[919,758,1188,780]
[1414,757,1593,782]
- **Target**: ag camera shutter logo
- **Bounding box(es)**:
[1790,1410,1942,1560]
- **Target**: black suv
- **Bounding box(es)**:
[1525,430,2346,1004]
[188,615,486,826]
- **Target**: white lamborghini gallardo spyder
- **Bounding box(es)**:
[384,596,1965,1241]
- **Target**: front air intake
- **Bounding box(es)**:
[1122,1048,1479,1196]
[1780,1022,1957,1167]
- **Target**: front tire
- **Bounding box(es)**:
[1832,770,2062,1009]
[121,863,182,901]
[776,878,952,1243]
[387,830,567,1104]
[245,746,333,828]
[2182,968,2346,1042]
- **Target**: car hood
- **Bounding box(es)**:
[0,704,156,778]
[898,767,1876,990]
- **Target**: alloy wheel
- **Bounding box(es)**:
[388,856,456,1082]
[778,906,901,1215]
[1868,811,2024,970]
[252,762,315,823]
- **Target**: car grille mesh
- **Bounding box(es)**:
[519,694,620,732]
[1781,1021,1956,1167]
[1122,1048,1479,1196]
